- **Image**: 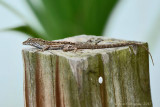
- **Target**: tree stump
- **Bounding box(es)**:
[22,35,152,107]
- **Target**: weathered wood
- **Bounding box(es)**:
[22,35,152,107]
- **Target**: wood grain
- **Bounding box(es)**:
[22,35,152,107]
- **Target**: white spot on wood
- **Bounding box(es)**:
[98,76,103,84]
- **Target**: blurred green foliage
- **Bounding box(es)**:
[0,0,117,40]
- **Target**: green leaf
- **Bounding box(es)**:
[26,0,118,40]
[1,25,47,39]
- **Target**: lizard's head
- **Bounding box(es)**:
[23,38,46,46]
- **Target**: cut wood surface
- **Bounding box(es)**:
[22,35,152,107]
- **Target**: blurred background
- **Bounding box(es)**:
[0,0,159,106]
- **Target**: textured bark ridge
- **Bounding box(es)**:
[22,35,152,107]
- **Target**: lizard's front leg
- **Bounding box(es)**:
[62,45,76,52]
[42,46,50,51]
[35,46,50,52]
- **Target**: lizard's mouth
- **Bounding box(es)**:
[23,41,28,45]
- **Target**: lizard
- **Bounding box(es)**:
[23,38,154,65]
[23,38,145,51]
[23,38,76,51]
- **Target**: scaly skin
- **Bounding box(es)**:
[23,38,141,51]
[23,38,75,50]
[23,37,154,65]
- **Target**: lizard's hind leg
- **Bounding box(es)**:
[87,38,104,45]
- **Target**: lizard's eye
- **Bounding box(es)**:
[27,38,32,41]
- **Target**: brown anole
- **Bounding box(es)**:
[23,38,154,65]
